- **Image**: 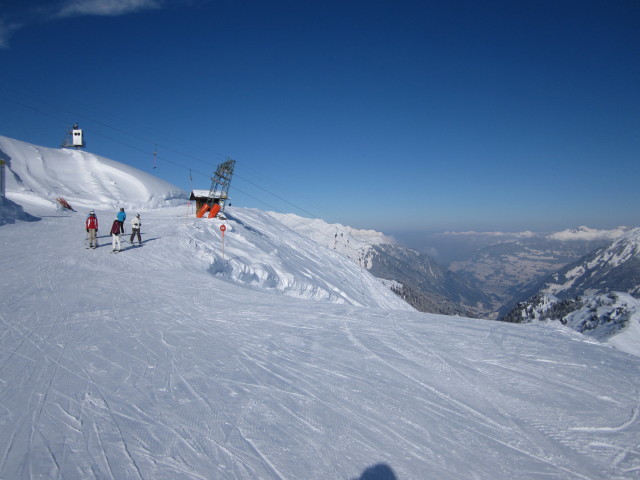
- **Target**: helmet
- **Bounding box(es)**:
[136,213,140,217]
[89,210,95,215]
[120,207,124,211]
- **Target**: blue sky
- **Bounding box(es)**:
[1,0,639,235]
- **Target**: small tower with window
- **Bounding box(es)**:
[61,123,85,148]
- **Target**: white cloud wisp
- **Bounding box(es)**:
[55,0,163,18]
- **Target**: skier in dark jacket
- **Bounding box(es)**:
[110,217,122,252]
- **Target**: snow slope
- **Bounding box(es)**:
[1,135,640,479]
[267,211,393,266]
[190,207,411,310]
[268,212,494,318]
[0,135,185,211]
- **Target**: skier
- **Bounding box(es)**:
[110,217,122,252]
[117,207,126,234]
[129,213,142,246]
[86,210,99,249]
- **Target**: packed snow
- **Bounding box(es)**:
[1,135,640,479]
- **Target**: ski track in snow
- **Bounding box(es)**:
[1,204,640,478]
[341,319,599,480]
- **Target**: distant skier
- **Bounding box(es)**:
[117,207,126,234]
[110,217,122,252]
[129,213,142,246]
[85,210,99,249]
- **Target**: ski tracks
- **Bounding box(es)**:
[341,318,505,429]
[570,394,640,476]
[340,317,615,479]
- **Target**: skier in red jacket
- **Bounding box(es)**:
[86,210,99,248]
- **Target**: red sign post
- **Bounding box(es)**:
[220,224,226,258]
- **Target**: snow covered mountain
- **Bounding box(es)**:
[540,228,640,299]
[501,228,640,349]
[270,212,492,317]
[511,228,640,302]
[0,136,409,311]
[449,229,626,316]
[362,243,492,316]
[2,134,640,479]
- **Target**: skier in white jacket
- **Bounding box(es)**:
[129,213,142,245]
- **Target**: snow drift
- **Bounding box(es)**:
[0,195,39,225]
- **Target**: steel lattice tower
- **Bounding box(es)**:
[206,158,235,213]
